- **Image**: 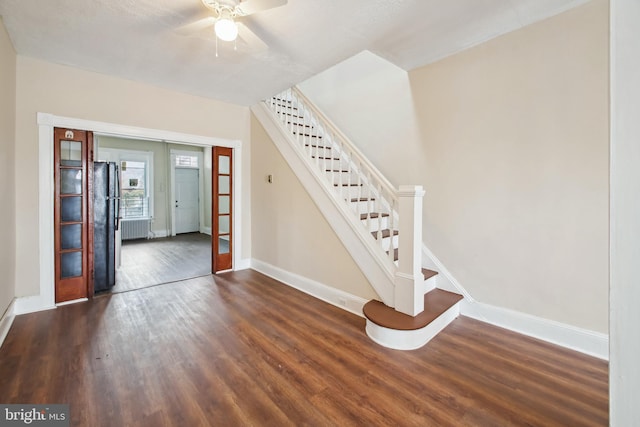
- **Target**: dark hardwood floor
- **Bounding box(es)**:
[112,232,211,293]
[0,270,608,426]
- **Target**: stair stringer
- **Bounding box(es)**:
[252,102,396,306]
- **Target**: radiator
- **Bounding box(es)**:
[121,219,150,240]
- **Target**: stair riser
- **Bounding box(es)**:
[273,104,299,113]
[315,158,350,170]
[422,274,437,294]
[284,117,312,128]
[376,235,399,252]
[348,199,380,215]
[303,145,332,158]
[365,303,461,351]
[361,216,390,232]
[334,185,372,200]
[328,172,360,186]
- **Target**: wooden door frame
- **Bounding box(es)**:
[212,147,233,272]
[22,113,242,315]
[169,149,205,236]
[53,128,95,303]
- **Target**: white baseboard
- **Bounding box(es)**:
[422,243,608,360]
[251,259,368,317]
[14,295,56,316]
[55,298,88,307]
[461,299,609,360]
[235,258,252,271]
[0,299,16,348]
[150,229,169,238]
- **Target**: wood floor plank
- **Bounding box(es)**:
[113,232,211,293]
[0,270,608,426]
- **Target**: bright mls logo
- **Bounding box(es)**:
[0,405,69,426]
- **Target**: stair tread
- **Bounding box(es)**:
[360,212,390,220]
[305,144,330,149]
[371,229,398,239]
[294,132,322,138]
[349,197,375,202]
[363,289,463,331]
[311,155,341,160]
[334,183,362,187]
[422,268,438,281]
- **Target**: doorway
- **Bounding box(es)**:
[95,137,212,294]
[170,149,206,237]
[38,115,242,310]
[174,168,199,234]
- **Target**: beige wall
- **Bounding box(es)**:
[0,17,16,315]
[14,56,251,298]
[299,50,424,188]
[251,114,377,301]
[410,0,609,333]
[300,0,609,333]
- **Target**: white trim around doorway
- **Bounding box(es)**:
[14,113,243,315]
[169,149,206,237]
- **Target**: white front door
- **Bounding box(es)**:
[175,168,200,234]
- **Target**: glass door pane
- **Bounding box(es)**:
[212,149,232,272]
[54,128,91,303]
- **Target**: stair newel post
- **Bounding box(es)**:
[394,185,425,316]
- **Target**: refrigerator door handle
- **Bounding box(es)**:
[114,196,121,231]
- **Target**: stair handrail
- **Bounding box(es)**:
[279,87,400,267]
[264,87,427,315]
[289,86,398,207]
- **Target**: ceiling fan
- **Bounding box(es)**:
[178,0,288,54]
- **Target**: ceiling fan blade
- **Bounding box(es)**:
[175,17,215,36]
[237,23,268,52]
[236,0,287,16]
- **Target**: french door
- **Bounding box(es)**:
[212,147,232,272]
[54,128,93,303]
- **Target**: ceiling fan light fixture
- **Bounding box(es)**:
[215,18,238,41]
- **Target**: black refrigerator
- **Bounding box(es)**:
[94,161,120,292]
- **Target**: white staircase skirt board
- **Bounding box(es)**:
[251,259,368,317]
[366,303,461,351]
[252,103,395,306]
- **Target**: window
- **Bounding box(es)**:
[96,146,154,221]
[120,160,149,219]
[175,154,199,168]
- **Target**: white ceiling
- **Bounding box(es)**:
[0,0,589,106]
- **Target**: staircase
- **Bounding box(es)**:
[252,86,463,350]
